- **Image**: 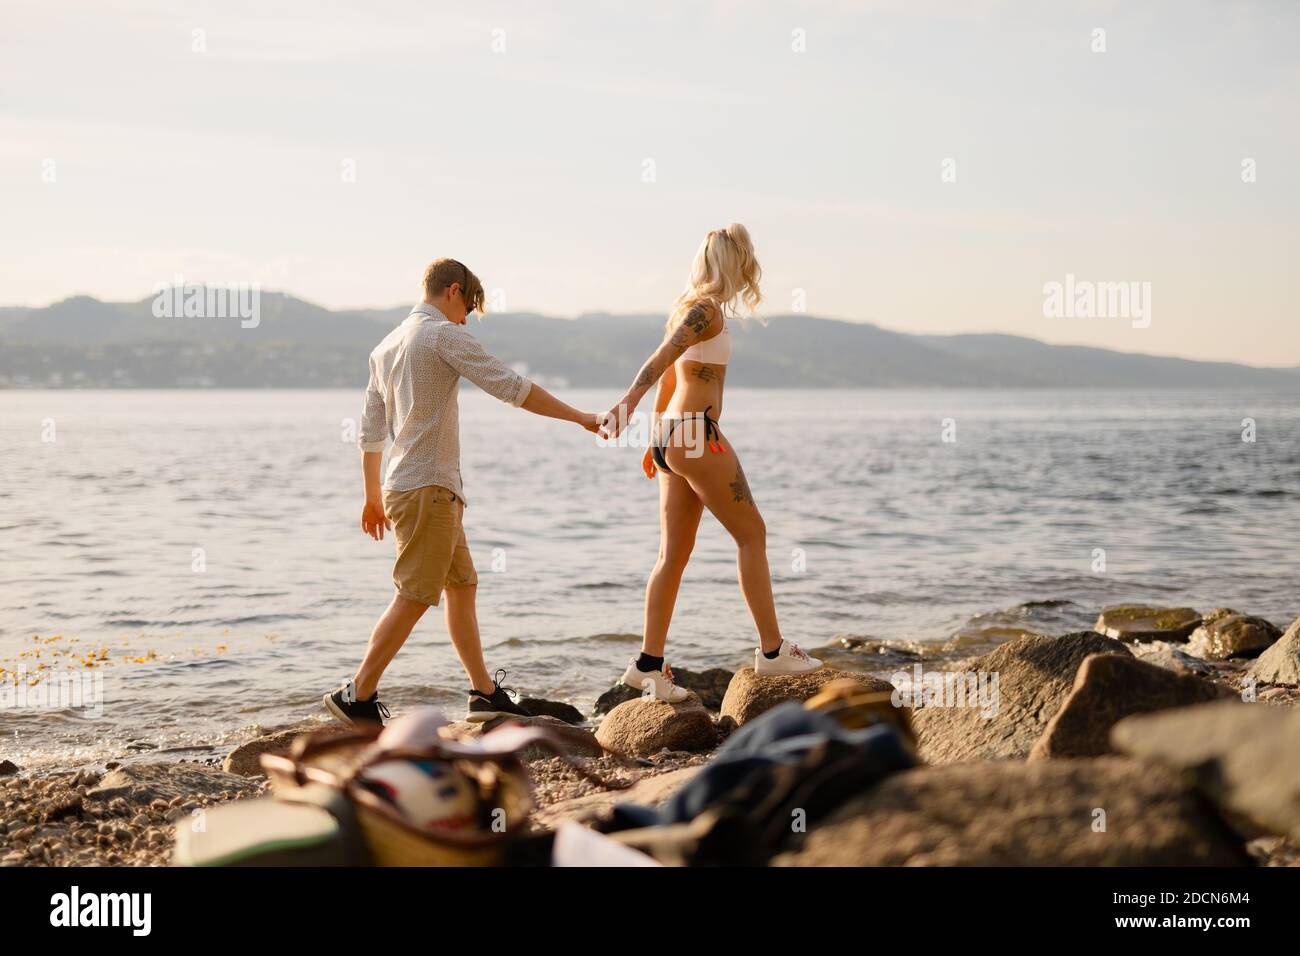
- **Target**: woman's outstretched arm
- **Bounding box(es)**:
[600,303,719,438]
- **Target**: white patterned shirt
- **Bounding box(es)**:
[358,303,532,503]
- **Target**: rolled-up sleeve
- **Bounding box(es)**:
[437,324,532,407]
[358,360,389,452]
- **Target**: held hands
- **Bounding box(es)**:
[577,412,601,434]
[597,398,634,440]
[360,497,391,540]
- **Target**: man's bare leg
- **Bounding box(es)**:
[354,593,429,699]
[443,584,495,695]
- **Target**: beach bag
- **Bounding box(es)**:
[173,780,372,867]
[178,709,623,867]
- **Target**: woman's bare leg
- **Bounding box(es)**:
[641,470,704,657]
[666,436,782,653]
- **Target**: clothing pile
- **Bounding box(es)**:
[176,682,916,867]
[566,681,917,866]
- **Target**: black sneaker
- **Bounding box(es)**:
[323,679,391,727]
[466,669,532,723]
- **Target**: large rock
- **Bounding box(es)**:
[1112,700,1300,841]
[595,698,717,757]
[672,668,733,711]
[592,683,640,715]
[518,698,586,725]
[0,760,19,777]
[448,715,604,762]
[1247,616,1300,686]
[85,762,261,806]
[593,667,735,716]
[772,757,1249,866]
[1187,614,1281,660]
[1129,640,1217,676]
[719,667,893,728]
[1029,653,1234,760]
[912,631,1130,764]
[1094,605,1201,643]
[806,637,925,673]
[223,722,353,777]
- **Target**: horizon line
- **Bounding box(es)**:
[7,289,1298,373]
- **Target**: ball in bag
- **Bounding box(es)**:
[357,758,478,832]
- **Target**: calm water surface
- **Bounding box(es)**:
[1,388,1297,768]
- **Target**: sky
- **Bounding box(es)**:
[1,0,1297,365]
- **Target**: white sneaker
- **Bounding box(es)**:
[753,640,823,675]
[619,658,690,703]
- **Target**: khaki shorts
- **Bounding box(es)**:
[383,484,477,606]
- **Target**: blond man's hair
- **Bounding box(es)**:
[423,258,486,314]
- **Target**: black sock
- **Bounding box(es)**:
[636,652,665,673]
[762,644,782,660]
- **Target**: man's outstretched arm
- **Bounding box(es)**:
[522,384,600,431]
[439,324,597,431]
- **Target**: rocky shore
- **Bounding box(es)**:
[3,603,1299,867]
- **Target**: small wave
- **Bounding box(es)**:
[495,632,639,648]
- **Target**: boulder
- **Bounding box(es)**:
[1094,605,1201,643]
[719,667,893,728]
[1202,607,1239,626]
[672,668,733,711]
[0,760,18,777]
[806,637,924,672]
[1186,614,1281,660]
[595,698,717,758]
[1028,653,1234,760]
[85,762,261,806]
[1129,640,1216,676]
[223,723,353,777]
[1247,616,1300,686]
[592,683,640,716]
[592,667,735,716]
[1112,700,1300,841]
[912,631,1130,764]
[447,715,604,762]
[518,698,586,725]
[771,757,1249,866]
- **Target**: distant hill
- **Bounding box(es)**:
[1,292,1297,389]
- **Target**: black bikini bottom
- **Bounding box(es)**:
[651,406,724,475]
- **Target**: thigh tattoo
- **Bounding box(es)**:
[729,461,755,506]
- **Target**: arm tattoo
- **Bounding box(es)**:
[730,462,755,506]
[634,361,656,388]
[683,302,712,334]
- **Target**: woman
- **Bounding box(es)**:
[598,223,822,702]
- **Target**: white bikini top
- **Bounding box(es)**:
[680,321,731,365]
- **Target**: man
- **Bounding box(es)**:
[324,258,598,726]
